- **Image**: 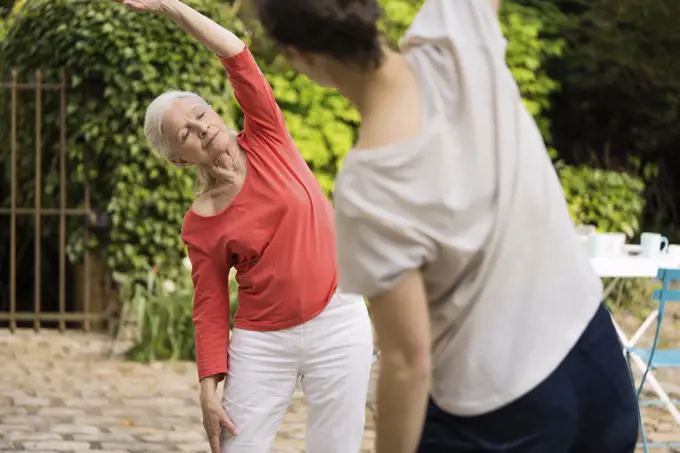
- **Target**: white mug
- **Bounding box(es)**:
[641,232,669,258]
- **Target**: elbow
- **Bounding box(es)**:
[382,345,431,383]
[405,354,431,383]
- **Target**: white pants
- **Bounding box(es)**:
[221,292,373,453]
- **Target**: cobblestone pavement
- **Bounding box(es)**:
[0,330,375,452]
[2,312,680,453]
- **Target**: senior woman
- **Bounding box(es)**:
[255,1,639,453]
[112,1,373,453]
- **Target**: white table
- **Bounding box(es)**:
[591,245,680,279]
[592,245,680,426]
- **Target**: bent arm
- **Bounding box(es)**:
[160,0,244,58]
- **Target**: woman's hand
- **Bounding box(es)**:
[111,0,174,14]
[200,392,237,453]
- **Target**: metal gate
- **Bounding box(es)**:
[0,69,101,332]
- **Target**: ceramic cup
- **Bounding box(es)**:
[640,232,669,258]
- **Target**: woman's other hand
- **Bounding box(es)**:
[111,0,173,14]
[200,391,237,453]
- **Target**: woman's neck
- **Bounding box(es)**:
[198,146,246,193]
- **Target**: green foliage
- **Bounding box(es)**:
[115,268,196,362]
[548,0,680,240]
[501,1,565,146]
[0,0,234,281]
[379,0,421,45]
[559,165,645,237]
[0,0,12,20]
[115,264,238,362]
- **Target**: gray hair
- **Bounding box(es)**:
[143,90,207,161]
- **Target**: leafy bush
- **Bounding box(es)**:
[115,263,238,362]
[0,0,235,281]
[559,165,645,237]
[501,1,564,146]
[114,268,195,362]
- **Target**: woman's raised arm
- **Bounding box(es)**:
[114,0,245,57]
[116,0,288,142]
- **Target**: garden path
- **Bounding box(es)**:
[3,310,680,452]
[0,329,375,452]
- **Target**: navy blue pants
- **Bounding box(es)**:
[418,304,639,453]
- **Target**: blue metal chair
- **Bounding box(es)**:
[627,268,680,451]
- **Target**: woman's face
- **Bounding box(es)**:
[162,97,232,166]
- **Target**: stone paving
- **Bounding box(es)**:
[2,312,680,452]
[0,330,375,452]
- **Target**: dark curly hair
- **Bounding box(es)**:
[254,0,384,70]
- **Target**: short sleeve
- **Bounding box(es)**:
[334,186,435,299]
[401,0,506,55]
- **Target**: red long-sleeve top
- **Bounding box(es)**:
[181,46,338,381]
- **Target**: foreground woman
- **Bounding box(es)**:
[256,0,639,453]
[112,1,373,452]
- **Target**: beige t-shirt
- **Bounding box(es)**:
[333,0,603,416]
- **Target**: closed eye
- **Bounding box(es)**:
[197,112,205,119]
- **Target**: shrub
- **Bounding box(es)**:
[0,0,236,282]
[114,268,196,362]
[114,263,238,362]
[501,1,564,147]
[559,165,645,237]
